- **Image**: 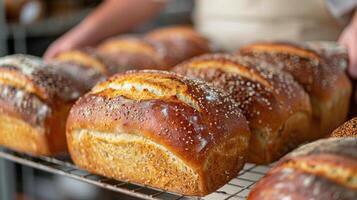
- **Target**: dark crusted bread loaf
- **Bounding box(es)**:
[173,53,312,164]
[239,42,352,139]
[331,117,357,138]
[0,54,81,155]
[66,70,250,196]
[97,26,212,70]
[97,36,165,70]
[52,48,117,92]
[248,137,357,200]
[145,26,212,66]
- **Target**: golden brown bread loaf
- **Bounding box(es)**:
[97,26,212,70]
[145,26,212,66]
[239,42,352,139]
[0,54,81,155]
[66,70,251,196]
[97,36,165,70]
[173,54,312,164]
[247,137,357,200]
[331,117,357,138]
[51,48,117,92]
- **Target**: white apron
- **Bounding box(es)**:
[194,0,345,51]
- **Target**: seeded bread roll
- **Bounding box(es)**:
[247,137,357,200]
[145,26,212,66]
[331,117,357,138]
[0,54,81,155]
[173,54,312,164]
[239,42,352,139]
[52,48,117,92]
[66,70,250,196]
[97,36,166,70]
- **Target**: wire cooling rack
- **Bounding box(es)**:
[0,147,273,200]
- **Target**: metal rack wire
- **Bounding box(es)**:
[0,147,273,200]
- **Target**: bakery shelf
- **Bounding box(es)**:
[0,147,272,200]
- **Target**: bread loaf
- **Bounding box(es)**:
[145,26,212,66]
[52,48,117,92]
[0,54,81,155]
[331,117,357,138]
[97,36,165,70]
[247,137,357,200]
[97,26,212,70]
[239,42,352,139]
[173,54,312,164]
[66,70,250,196]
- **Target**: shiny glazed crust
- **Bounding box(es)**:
[66,70,251,196]
[239,42,352,139]
[0,54,80,155]
[247,137,357,200]
[173,54,312,164]
[331,117,357,138]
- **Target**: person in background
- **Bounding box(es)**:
[44,0,357,78]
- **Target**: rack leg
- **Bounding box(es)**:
[0,159,16,200]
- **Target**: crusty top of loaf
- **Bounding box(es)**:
[0,54,80,103]
[331,117,357,138]
[145,26,211,65]
[247,137,357,200]
[67,70,250,168]
[283,137,357,160]
[145,26,210,47]
[173,53,311,132]
[53,48,117,76]
[98,36,163,61]
[239,42,351,101]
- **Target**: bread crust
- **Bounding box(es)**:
[52,48,117,92]
[98,36,165,70]
[247,137,357,200]
[66,70,250,195]
[331,117,357,138]
[0,54,80,155]
[239,42,352,139]
[173,53,312,163]
[145,26,212,66]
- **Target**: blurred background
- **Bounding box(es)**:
[0,0,193,199]
[0,0,193,56]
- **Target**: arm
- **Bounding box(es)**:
[339,10,357,78]
[44,0,166,60]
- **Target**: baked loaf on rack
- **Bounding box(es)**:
[52,48,117,92]
[173,54,312,164]
[247,137,357,200]
[0,54,81,155]
[97,36,165,70]
[145,26,212,66]
[97,26,212,70]
[331,117,357,138]
[66,70,251,196]
[239,42,352,139]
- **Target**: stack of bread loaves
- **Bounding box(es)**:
[247,117,357,200]
[0,31,354,197]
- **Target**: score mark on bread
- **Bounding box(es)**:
[92,72,200,111]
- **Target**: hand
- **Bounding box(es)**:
[339,23,357,78]
[43,31,83,61]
